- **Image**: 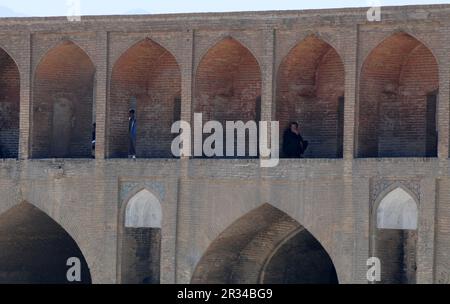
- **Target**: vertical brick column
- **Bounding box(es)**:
[92,33,110,279]
[342,26,363,283]
[174,29,194,284]
[180,30,194,131]
[416,178,437,283]
[343,27,358,160]
[259,28,275,164]
[95,32,108,159]
[438,58,450,159]
[18,34,32,160]
[260,29,275,123]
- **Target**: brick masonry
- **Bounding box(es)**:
[0,5,450,283]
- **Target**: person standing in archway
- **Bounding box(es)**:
[91,123,96,158]
[129,109,137,159]
[283,122,309,158]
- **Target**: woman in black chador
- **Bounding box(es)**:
[283,122,309,158]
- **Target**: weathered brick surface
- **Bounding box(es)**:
[0,48,20,158]
[194,37,261,156]
[121,228,161,284]
[358,32,439,158]
[0,5,450,284]
[109,39,181,158]
[0,203,91,283]
[277,35,345,158]
[32,40,95,158]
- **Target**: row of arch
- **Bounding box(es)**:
[0,31,440,159]
[0,184,418,284]
[123,185,419,284]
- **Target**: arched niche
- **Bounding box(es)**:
[120,189,162,284]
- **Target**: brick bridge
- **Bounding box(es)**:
[1,4,450,284]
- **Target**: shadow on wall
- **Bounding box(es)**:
[194,37,262,158]
[108,38,181,159]
[277,35,345,159]
[191,203,338,284]
[0,202,91,284]
[358,32,439,158]
[32,40,95,159]
[0,47,20,159]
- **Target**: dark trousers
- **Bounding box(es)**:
[129,137,136,156]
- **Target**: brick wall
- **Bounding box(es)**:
[0,5,450,284]
[358,33,439,158]
[194,37,261,157]
[191,203,338,284]
[375,229,417,284]
[121,228,161,284]
[263,229,338,284]
[32,40,95,158]
[0,48,20,158]
[0,203,91,284]
[108,39,181,158]
[276,36,345,158]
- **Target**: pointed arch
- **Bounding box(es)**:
[0,202,91,283]
[371,183,419,284]
[377,187,418,230]
[277,33,344,75]
[276,35,345,158]
[360,29,439,68]
[32,40,96,159]
[119,188,162,284]
[108,38,181,158]
[111,38,181,72]
[357,31,439,158]
[191,203,338,284]
[33,40,95,76]
[194,37,262,158]
[0,46,20,158]
[125,189,162,228]
[195,35,261,75]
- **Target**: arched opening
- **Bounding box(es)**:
[358,32,439,158]
[194,37,262,158]
[120,189,162,284]
[32,41,96,159]
[277,36,345,158]
[373,187,418,284]
[108,39,181,158]
[0,202,91,284]
[191,204,338,284]
[0,48,20,159]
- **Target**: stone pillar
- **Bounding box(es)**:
[18,34,32,160]
[343,26,365,283]
[343,27,358,160]
[180,30,194,130]
[416,178,437,283]
[260,29,275,123]
[259,28,276,167]
[94,32,108,159]
[437,57,450,159]
[174,29,194,284]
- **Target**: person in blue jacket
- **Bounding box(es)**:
[129,108,137,159]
